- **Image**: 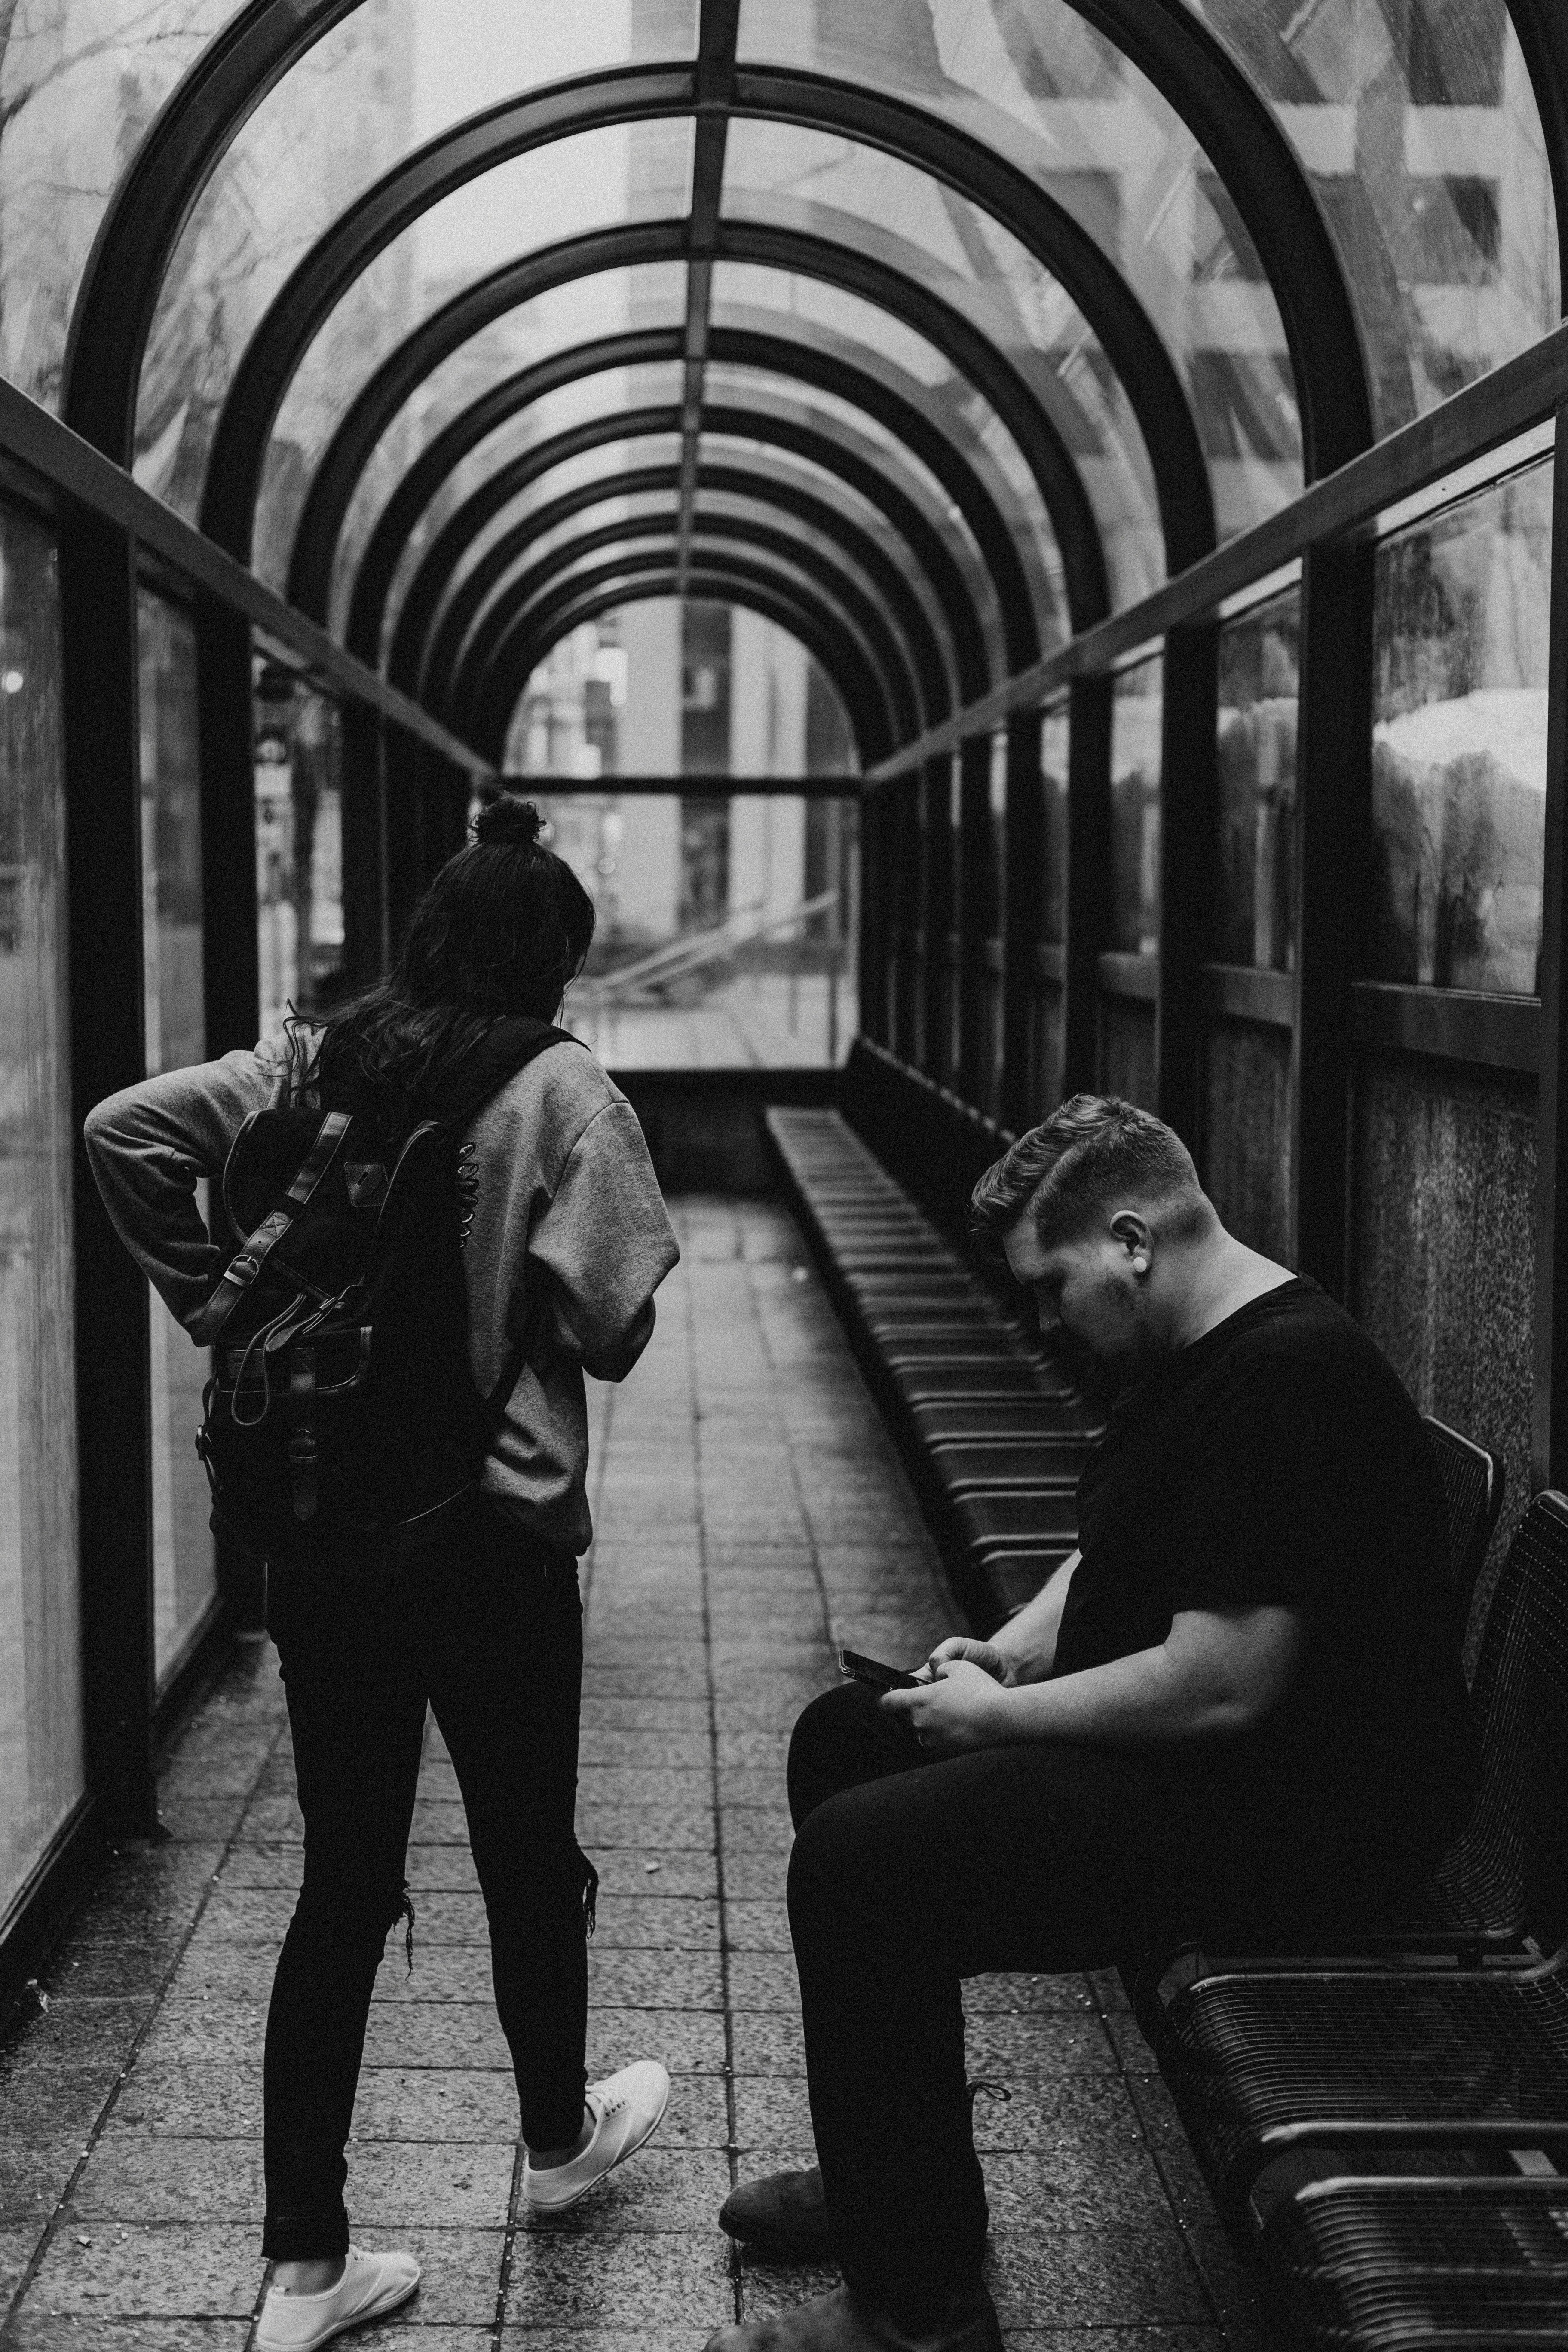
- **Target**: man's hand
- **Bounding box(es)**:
[925,1635,1015,1687]
[880,1659,1015,1755]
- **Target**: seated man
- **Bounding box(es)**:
[707,1095,1476,2352]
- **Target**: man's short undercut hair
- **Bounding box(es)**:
[969,1095,1207,1265]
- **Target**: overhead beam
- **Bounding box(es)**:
[464,541,905,757]
[513,773,858,797]
[387,396,995,708]
[354,326,1011,704]
[445,511,925,743]
[471,568,892,771]
[678,0,742,593]
[419,458,953,723]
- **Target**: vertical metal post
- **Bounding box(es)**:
[196,601,260,1056]
[60,513,157,1833]
[1533,405,1568,1488]
[1062,673,1112,1098]
[919,756,951,1081]
[855,786,883,1047]
[1291,542,1375,1298]
[341,704,388,986]
[1003,707,1044,1134]
[1155,623,1218,1146]
[957,734,995,1114]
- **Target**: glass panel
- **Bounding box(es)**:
[1040,698,1069,944]
[137,0,696,506]
[721,119,1163,603]
[1369,459,1551,994]
[1215,585,1300,971]
[506,601,858,1066]
[1177,1,1559,437]
[0,501,84,1922]
[254,669,345,1039]
[331,264,688,634]
[735,0,1303,536]
[137,593,214,1685]
[0,0,246,410]
[1111,654,1162,953]
[699,379,1016,663]
[246,122,694,585]
[387,382,688,654]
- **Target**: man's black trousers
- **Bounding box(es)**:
[786,1683,1182,2326]
[261,1494,595,2262]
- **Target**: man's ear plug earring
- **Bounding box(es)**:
[1132,1254,1149,1274]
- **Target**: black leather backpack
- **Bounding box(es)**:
[192,1017,574,1574]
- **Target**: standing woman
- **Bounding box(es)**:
[86,796,680,2351]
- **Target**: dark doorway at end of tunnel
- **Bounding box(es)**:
[618,1074,838,1195]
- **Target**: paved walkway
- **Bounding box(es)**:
[0,1197,1268,2350]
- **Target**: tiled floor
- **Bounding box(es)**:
[0,1197,1268,2350]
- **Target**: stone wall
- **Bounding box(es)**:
[1200,1017,1293,1262]
[1353,1056,1537,1583]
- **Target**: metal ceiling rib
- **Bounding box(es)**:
[345,317,1029,699]
[474,566,896,769]
[419,461,954,726]
[53,0,1410,764]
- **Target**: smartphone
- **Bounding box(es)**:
[838,1645,925,1692]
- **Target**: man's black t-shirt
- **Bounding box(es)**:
[1055,1277,1476,1930]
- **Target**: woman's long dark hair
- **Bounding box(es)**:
[297,794,595,1130]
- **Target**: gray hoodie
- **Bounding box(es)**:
[83,1031,679,1555]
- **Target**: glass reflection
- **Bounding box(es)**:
[137,0,696,511]
[736,0,1302,537]
[137,593,215,1685]
[0,0,243,411]
[250,123,692,587]
[330,266,689,634]
[1215,586,1300,971]
[254,670,345,1039]
[720,116,1162,604]
[0,502,84,1921]
[1111,655,1162,953]
[1177,0,1559,437]
[1370,461,1551,995]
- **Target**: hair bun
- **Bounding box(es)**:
[473,793,547,850]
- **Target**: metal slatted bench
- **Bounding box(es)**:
[764,1070,1101,1632]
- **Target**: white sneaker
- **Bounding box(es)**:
[256,2245,420,2350]
[522,2059,670,2212]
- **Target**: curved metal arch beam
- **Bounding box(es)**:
[1064,0,1371,475]
[716,205,1124,605]
[446,509,925,745]
[195,58,1205,597]
[353,322,1012,698]
[202,69,698,556]
[341,328,681,650]
[424,461,952,727]
[61,0,357,456]
[288,211,1107,657]
[389,399,995,713]
[471,564,891,772]
[1505,2,1568,263]
[707,313,1056,647]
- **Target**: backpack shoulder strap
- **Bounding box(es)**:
[428,1017,579,1132]
[191,1109,352,1347]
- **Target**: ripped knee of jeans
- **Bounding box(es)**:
[398,1884,416,1979]
[580,1849,599,1942]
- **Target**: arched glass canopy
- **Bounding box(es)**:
[32,0,1560,764]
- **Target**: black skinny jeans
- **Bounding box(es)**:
[785,1684,1184,2328]
[262,1493,595,2262]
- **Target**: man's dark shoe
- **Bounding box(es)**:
[703,2281,1003,2352]
[719,2166,835,2261]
